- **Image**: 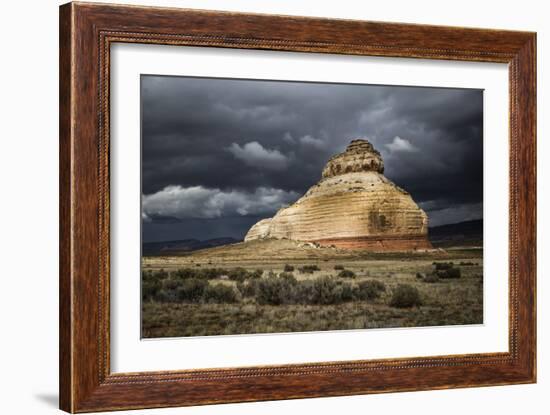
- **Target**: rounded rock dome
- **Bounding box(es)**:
[322,139,384,178]
[244,138,431,251]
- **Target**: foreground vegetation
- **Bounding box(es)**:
[142,256,483,337]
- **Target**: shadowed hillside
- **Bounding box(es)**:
[143,237,239,256]
[429,219,483,247]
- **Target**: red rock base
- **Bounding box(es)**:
[313,234,433,251]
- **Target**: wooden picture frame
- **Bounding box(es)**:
[59,2,536,412]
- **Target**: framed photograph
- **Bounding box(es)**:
[59,2,536,412]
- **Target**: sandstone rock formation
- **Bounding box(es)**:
[245,139,432,251]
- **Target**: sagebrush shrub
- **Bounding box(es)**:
[446,267,461,278]
[257,276,296,305]
[161,278,181,291]
[423,273,440,283]
[249,269,264,279]
[141,270,163,301]
[307,276,344,305]
[436,267,461,279]
[173,267,215,280]
[203,284,239,303]
[201,268,224,279]
[283,264,295,272]
[298,265,321,274]
[227,267,248,282]
[172,268,196,280]
[337,269,356,279]
[297,277,343,305]
[292,280,315,304]
[171,267,263,281]
[433,262,454,271]
[175,278,208,302]
[151,278,183,303]
[237,279,260,298]
[389,284,422,308]
[156,290,178,303]
[338,281,356,302]
[355,280,386,300]
[278,272,297,282]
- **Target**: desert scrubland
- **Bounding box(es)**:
[141,239,483,338]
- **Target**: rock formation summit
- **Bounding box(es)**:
[245,139,432,251]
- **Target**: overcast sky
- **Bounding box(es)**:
[141,75,483,242]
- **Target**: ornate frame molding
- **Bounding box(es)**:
[60,2,536,412]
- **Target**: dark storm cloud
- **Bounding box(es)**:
[141,75,483,241]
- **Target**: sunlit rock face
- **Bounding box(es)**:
[244,139,432,251]
[244,218,272,241]
[322,139,384,177]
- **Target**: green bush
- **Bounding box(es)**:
[161,278,180,291]
[433,262,454,271]
[436,267,461,279]
[172,268,195,280]
[227,267,248,282]
[154,269,169,279]
[292,280,314,304]
[142,278,161,301]
[337,269,356,279]
[329,281,354,303]
[147,271,243,303]
[339,281,356,302]
[249,269,264,279]
[237,279,260,298]
[298,265,321,274]
[334,265,345,270]
[171,267,263,281]
[199,268,227,279]
[141,270,164,301]
[278,272,296,282]
[423,273,440,283]
[141,270,154,281]
[446,267,461,278]
[175,278,208,302]
[257,275,297,305]
[154,278,179,302]
[295,276,344,305]
[355,280,386,300]
[203,284,239,303]
[432,261,461,279]
[172,267,216,280]
[283,264,295,272]
[389,284,423,308]
[156,289,178,303]
[368,279,386,292]
[416,272,425,279]
[152,278,181,302]
[313,277,347,305]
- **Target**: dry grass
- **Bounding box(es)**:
[141,239,483,338]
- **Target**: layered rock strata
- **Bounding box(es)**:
[245,139,432,251]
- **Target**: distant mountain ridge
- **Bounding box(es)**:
[143,237,239,256]
[429,219,483,247]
